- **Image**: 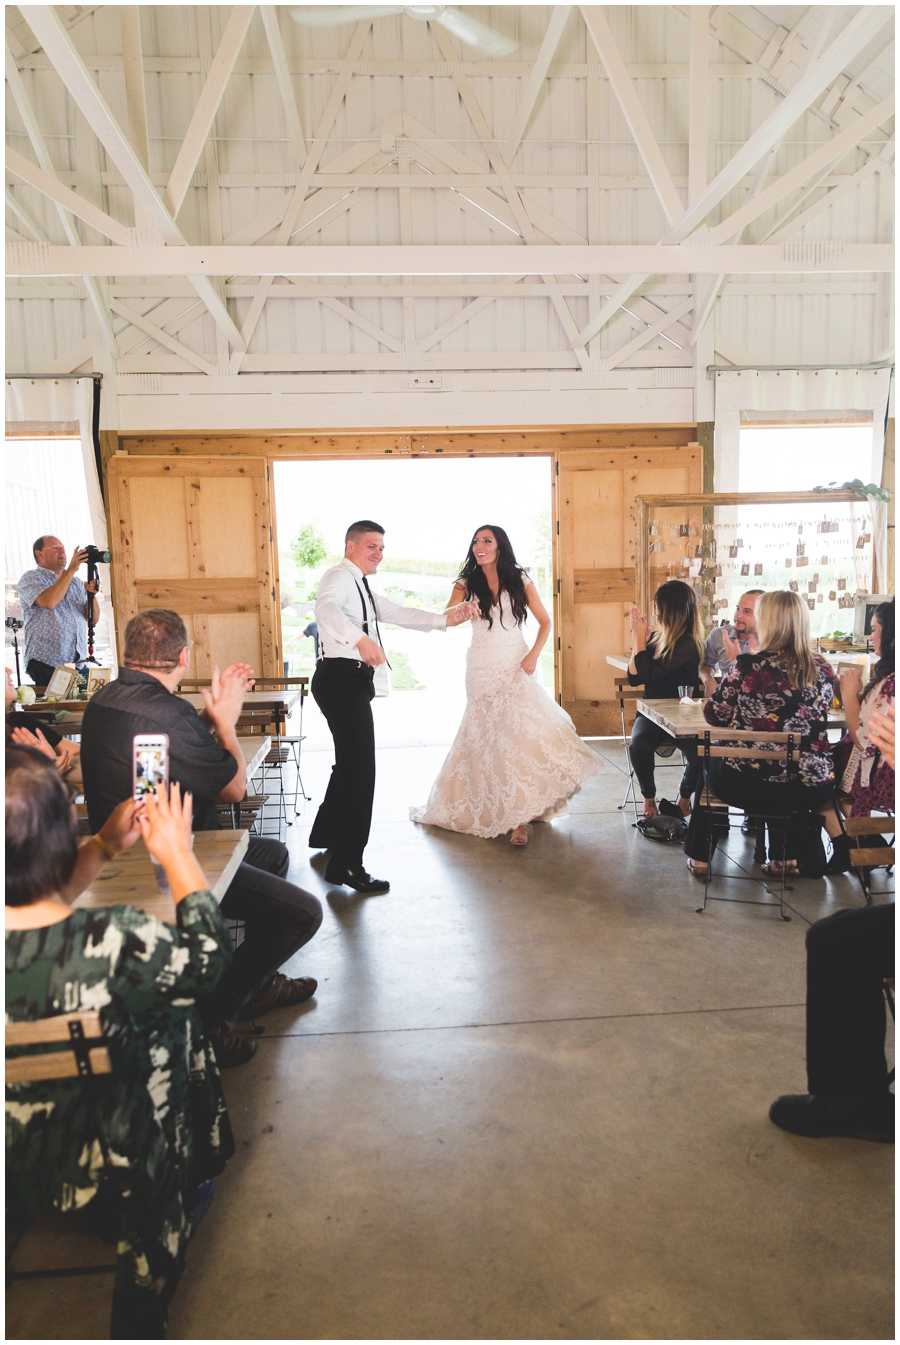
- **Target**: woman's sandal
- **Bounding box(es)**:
[686,859,708,879]
[510,825,528,846]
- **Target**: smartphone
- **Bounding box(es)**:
[133,734,169,802]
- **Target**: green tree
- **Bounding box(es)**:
[290,522,328,572]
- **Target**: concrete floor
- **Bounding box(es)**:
[8,737,894,1340]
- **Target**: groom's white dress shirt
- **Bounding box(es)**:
[315,558,447,661]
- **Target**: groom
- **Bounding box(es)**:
[310,520,476,892]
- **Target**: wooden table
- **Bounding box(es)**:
[179,688,302,716]
[637,698,847,737]
[18,686,302,724]
[240,735,271,782]
[606,654,631,673]
[73,829,249,924]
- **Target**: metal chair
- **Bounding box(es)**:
[842,814,895,905]
[249,678,310,812]
[613,677,691,823]
[695,728,799,921]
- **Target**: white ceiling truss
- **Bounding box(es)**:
[5,4,895,390]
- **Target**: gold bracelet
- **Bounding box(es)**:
[91,833,117,862]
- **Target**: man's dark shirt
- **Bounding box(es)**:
[81,668,237,832]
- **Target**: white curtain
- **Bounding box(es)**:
[713,368,892,596]
[5,377,116,669]
[714,368,892,489]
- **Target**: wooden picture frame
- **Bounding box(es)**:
[44,664,78,701]
[634,491,862,618]
[86,667,112,696]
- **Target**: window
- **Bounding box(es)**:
[4,437,113,678]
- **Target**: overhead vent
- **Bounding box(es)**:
[781,241,844,268]
[652,367,693,388]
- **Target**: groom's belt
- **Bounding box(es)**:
[317,656,374,673]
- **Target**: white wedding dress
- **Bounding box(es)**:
[411,593,600,838]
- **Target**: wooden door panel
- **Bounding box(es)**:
[107,456,279,678]
[196,476,258,576]
[129,477,190,577]
[207,613,261,671]
[559,441,700,735]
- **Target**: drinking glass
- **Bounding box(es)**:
[678,685,693,702]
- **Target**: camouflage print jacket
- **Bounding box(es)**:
[6,890,235,1333]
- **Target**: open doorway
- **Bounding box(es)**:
[273,457,553,747]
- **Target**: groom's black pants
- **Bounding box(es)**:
[309,658,376,870]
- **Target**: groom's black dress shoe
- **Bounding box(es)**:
[769,1092,894,1143]
[323,862,390,894]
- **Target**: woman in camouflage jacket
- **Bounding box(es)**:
[6,749,235,1338]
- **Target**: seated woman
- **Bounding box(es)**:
[5,665,81,785]
[627,579,704,818]
[822,598,895,874]
[6,750,235,1340]
[683,589,834,877]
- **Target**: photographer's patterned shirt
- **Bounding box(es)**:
[17,565,90,667]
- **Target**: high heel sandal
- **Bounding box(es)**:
[510,825,528,846]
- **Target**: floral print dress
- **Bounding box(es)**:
[6,890,235,1335]
[843,671,895,814]
[703,651,835,787]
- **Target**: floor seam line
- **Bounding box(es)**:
[249,1001,806,1041]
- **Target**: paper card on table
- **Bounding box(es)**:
[45,664,77,700]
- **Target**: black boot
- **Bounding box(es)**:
[825,833,852,875]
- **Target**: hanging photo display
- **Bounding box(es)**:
[642,497,875,639]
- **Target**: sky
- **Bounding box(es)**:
[273,456,553,565]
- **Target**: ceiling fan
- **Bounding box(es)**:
[288,6,518,56]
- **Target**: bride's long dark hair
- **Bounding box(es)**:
[459,524,529,629]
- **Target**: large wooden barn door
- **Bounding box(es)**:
[558,443,701,736]
[105,456,279,678]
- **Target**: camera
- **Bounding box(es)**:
[85,545,112,566]
[5,616,23,631]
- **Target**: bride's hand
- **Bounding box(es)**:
[520,653,538,676]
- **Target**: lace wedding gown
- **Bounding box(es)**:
[411,593,600,838]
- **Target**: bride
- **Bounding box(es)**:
[411,525,599,845]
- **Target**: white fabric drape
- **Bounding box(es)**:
[713,368,892,491]
[5,377,116,669]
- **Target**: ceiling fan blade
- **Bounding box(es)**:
[289,6,403,27]
[435,7,517,56]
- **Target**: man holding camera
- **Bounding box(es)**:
[17,535,101,686]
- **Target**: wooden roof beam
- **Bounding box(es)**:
[581,5,684,227]
[14,243,892,278]
[707,94,894,243]
[163,5,255,219]
[504,6,572,163]
[260,5,306,166]
[20,5,247,351]
[668,4,894,244]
